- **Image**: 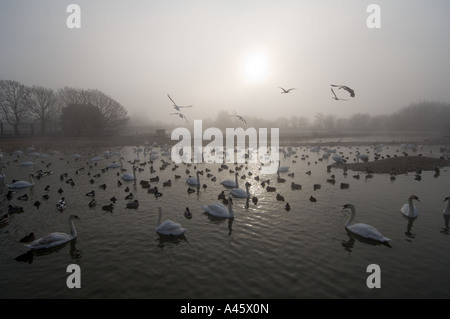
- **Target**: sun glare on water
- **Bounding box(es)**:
[242,50,270,83]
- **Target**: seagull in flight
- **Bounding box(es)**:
[278,87,296,94]
[330,88,349,101]
[170,112,189,123]
[167,94,193,111]
[229,114,247,124]
[330,84,355,98]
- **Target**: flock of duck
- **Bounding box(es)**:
[0,142,449,255]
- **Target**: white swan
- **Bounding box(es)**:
[278,161,289,173]
[108,157,124,169]
[443,196,450,216]
[7,174,34,189]
[186,171,200,186]
[342,204,391,243]
[221,172,238,188]
[332,155,345,163]
[155,207,186,236]
[121,166,136,181]
[202,196,234,218]
[230,182,250,198]
[400,195,420,218]
[25,215,80,250]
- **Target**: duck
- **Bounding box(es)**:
[8,205,24,214]
[285,203,291,211]
[125,192,134,200]
[85,190,95,197]
[102,203,114,212]
[309,196,317,202]
[155,207,186,236]
[19,232,36,243]
[276,194,285,202]
[88,199,97,207]
[400,195,420,218]
[252,196,258,205]
[342,204,390,243]
[202,196,234,218]
[184,207,192,219]
[34,200,41,208]
[56,197,66,211]
[0,214,10,225]
[17,194,29,201]
[187,187,196,194]
[25,215,80,250]
[291,182,302,190]
[126,200,139,209]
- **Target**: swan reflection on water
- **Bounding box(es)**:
[341,230,392,253]
[14,240,82,264]
[156,234,188,248]
[403,215,417,240]
[440,215,450,235]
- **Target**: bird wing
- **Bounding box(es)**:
[331,88,338,99]
[342,86,355,97]
[176,105,193,108]
[167,94,177,106]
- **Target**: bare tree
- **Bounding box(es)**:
[0,80,31,136]
[28,86,57,135]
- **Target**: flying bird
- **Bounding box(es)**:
[330,84,355,98]
[330,88,349,101]
[278,87,296,94]
[170,112,189,123]
[167,94,193,111]
[229,114,247,124]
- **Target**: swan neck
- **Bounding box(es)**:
[69,218,77,238]
[235,174,238,187]
[345,206,356,227]
[446,200,450,211]
[157,210,162,226]
[408,197,414,211]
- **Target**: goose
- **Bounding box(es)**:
[7,174,34,189]
[342,204,390,243]
[167,94,193,111]
[155,207,186,236]
[230,182,251,198]
[186,171,200,186]
[122,166,136,181]
[25,215,80,250]
[184,207,192,219]
[400,195,420,218]
[202,196,234,218]
[221,172,239,188]
[444,196,450,216]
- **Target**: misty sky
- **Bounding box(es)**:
[1,0,450,126]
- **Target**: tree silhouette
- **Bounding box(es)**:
[0,80,31,136]
[60,103,105,137]
[28,86,57,135]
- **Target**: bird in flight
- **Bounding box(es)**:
[330,84,355,98]
[278,87,296,94]
[229,113,247,124]
[330,88,349,101]
[167,94,193,111]
[170,112,188,123]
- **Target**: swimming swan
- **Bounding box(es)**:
[342,204,391,243]
[155,207,186,236]
[25,215,80,250]
[7,174,34,189]
[230,182,250,198]
[400,195,420,218]
[202,196,234,218]
[221,172,239,188]
[121,166,136,181]
[186,171,200,186]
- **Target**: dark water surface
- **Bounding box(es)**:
[1,142,449,298]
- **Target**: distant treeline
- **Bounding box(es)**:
[0,79,128,137]
[190,101,450,133]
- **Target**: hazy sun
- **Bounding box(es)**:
[242,50,269,83]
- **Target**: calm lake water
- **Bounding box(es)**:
[1,139,450,299]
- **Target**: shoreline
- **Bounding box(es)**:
[0,132,449,153]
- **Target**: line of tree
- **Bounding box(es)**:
[193,101,450,134]
[0,79,128,137]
